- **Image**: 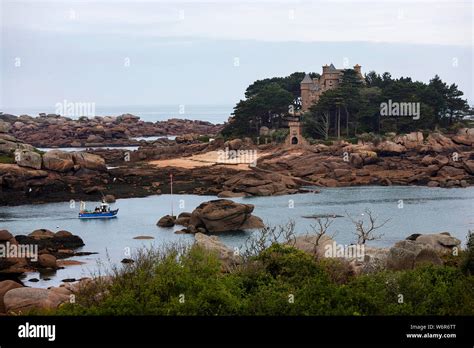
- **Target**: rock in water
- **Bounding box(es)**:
[0,230,13,242]
[15,230,85,249]
[38,254,57,269]
[188,199,264,233]
[157,215,176,227]
[29,229,55,239]
[175,212,192,227]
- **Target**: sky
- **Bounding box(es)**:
[0,0,472,113]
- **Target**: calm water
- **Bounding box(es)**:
[2,105,232,124]
[37,136,177,152]
[1,186,473,287]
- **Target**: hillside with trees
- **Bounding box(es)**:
[222,70,471,140]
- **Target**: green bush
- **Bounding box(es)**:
[270,128,289,143]
[197,135,210,143]
[55,242,474,316]
[461,230,474,276]
[0,154,15,164]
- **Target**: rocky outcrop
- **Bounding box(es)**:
[376,141,406,155]
[290,234,334,257]
[42,150,75,172]
[14,149,42,169]
[452,128,474,146]
[289,232,460,273]
[0,280,23,313]
[0,135,115,205]
[194,233,242,271]
[175,212,191,226]
[408,232,461,254]
[180,199,264,233]
[38,254,58,269]
[157,215,176,227]
[15,230,85,252]
[3,287,70,313]
[1,113,223,148]
[71,152,106,172]
[385,232,459,270]
[0,133,35,154]
[222,171,299,196]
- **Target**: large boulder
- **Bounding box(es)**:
[72,152,106,171]
[394,132,424,149]
[423,133,457,152]
[224,138,243,150]
[15,230,84,250]
[157,215,175,227]
[188,199,264,233]
[0,121,11,133]
[386,240,422,270]
[194,233,242,271]
[376,141,405,155]
[0,230,13,242]
[29,229,55,239]
[411,232,461,254]
[452,128,474,146]
[386,233,452,270]
[0,280,23,313]
[42,150,74,172]
[222,171,298,196]
[3,287,70,313]
[175,212,191,226]
[14,149,42,170]
[290,234,334,257]
[38,254,57,268]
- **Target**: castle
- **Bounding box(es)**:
[284,63,363,146]
[300,63,363,112]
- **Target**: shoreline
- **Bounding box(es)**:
[1,125,473,206]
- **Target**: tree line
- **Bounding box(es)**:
[222,70,471,139]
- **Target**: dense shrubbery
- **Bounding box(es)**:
[55,241,474,316]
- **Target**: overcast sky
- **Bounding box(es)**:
[0,0,472,111]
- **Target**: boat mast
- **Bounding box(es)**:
[170,172,173,217]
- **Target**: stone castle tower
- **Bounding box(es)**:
[300,63,363,112]
[285,115,307,147]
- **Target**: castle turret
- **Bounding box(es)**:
[300,74,313,112]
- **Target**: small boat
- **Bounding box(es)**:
[79,202,119,219]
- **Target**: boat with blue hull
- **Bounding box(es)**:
[79,202,119,219]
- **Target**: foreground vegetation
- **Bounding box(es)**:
[55,234,474,316]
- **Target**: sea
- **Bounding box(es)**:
[0,186,473,288]
[1,104,233,125]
